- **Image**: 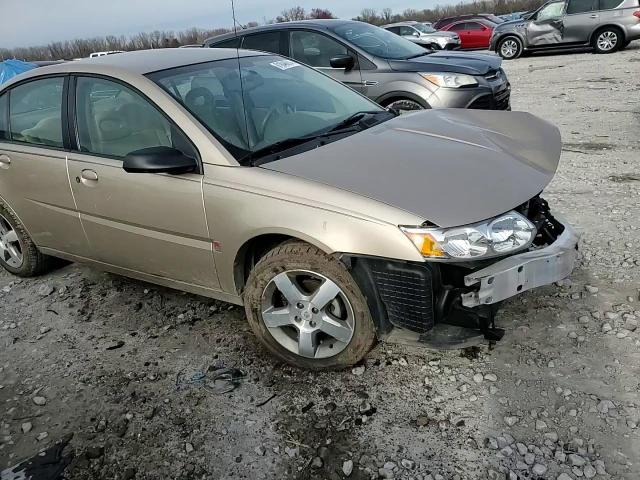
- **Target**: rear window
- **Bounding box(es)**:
[210,37,240,49]
[0,93,7,140]
[567,0,599,13]
[242,32,282,54]
[598,0,623,8]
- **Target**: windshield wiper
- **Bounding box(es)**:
[326,110,384,132]
[405,51,433,59]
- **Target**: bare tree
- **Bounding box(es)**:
[308,8,335,19]
[276,6,306,22]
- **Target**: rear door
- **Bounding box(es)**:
[563,0,600,42]
[0,76,89,257]
[66,75,219,288]
[287,29,365,93]
[447,22,471,48]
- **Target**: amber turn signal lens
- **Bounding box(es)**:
[404,231,446,258]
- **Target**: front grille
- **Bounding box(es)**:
[468,87,510,110]
[370,261,435,334]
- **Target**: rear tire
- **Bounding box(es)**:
[0,203,56,277]
[243,240,376,370]
[592,27,622,54]
[497,36,523,60]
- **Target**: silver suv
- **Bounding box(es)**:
[490,0,640,59]
[383,21,461,50]
[206,20,510,112]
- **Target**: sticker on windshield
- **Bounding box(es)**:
[270,59,300,70]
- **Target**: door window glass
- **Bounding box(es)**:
[211,37,240,48]
[75,77,193,158]
[449,23,467,31]
[0,94,7,140]
[537,2,566,20]
[242,32,282,54]
[9,77,64,148]
[598,0,622,9]
[385,26,400,34]
[567,0,598,13]
[290,30,348,67]
[399,26,417,36]
[465,22,483,30]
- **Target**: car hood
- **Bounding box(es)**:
[387,50,502,75]
[260,109,561,228]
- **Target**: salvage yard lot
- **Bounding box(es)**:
[1,45,640,479]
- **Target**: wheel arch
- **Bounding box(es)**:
[232,230,333,296]
[494,32,526,52]
[589,24,626,45]
[376,90,431,109]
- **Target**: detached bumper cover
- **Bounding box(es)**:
[461,218,579,308]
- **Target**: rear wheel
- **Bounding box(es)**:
[243,241,376,369]
[497,36,523,60]
[0,203,55,277]
[593,27,622,53]
[382,98,425,114]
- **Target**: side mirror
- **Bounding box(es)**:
[329,54,355,70]
[123,146,197,174]
[413,31,421,37]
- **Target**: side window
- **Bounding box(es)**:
[598,0,622,9]
[0,93,8,140]
[75,77,194,159]
[466,22,483,30]
[290,30,348,68]
[9,77,64,148]
[537,2,566,20]
[449,23,466,31]
[386,27,400,34]
[399,26,416,36]
[567,0,598,13]
[210,37,240,49]
[242,32,282,54]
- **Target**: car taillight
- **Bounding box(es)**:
[634,10,640,18]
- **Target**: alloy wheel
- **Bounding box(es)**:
[597,31,618,51]
[385,99,424,114]
[0,213,23,268]
[500,39,519,58]
[260,270,355,359]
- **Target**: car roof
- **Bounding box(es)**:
[381,21,420,27]
[1,48,267,87]
[204,19,359,44]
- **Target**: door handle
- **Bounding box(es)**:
[589,14,598,18]
[77,169,99,186]
[0,154,10,169]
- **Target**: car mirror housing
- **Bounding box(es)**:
[329,54,355,70]
[123,146,197,175]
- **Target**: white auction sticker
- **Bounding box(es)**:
[270,59,299,70]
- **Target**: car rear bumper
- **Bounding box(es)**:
[461,217,579,307]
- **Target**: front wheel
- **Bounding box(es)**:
[382,98,425,114]
[497,36,523,60]
[243,241,376,369]
[593,28,621,53]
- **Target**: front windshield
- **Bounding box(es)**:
[330,22,427,60]
[413,24,437,33]
[148,55,383,162]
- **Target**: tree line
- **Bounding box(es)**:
[1,0,543,62]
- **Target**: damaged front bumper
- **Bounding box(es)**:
[461,217,579,308]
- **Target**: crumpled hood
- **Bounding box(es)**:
[387,50,502,75]
[261,109,562,228]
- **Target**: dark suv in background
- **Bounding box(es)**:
[205,20,511,112]
[490,0,640,58]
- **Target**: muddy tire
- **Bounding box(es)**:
[0,203,56,277]
[243,240,376,369]
[592,27,622,54]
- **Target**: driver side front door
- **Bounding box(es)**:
[288,30,365,94]
[526,1,568,46]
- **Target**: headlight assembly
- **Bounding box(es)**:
[420,73,478,88]
[401,211,536,260]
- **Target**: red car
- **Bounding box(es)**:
[440,20,495,50]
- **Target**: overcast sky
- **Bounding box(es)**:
[1,0,436,48]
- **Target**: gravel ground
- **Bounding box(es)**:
[1,45,640,480]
